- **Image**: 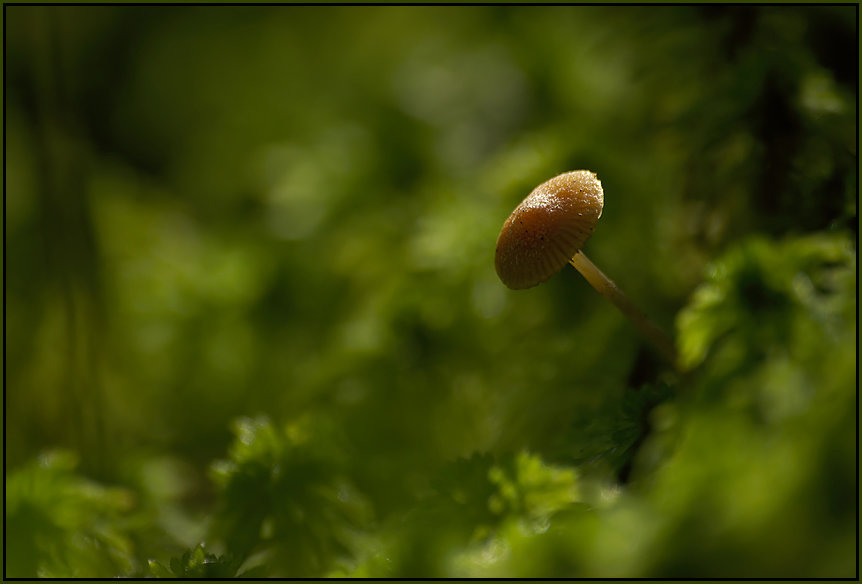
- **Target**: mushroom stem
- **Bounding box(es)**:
[569,250,678,368]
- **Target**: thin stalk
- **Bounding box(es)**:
[569,250,678,368]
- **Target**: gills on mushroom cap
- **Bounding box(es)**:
[495,170,604,290]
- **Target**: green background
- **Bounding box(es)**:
[5,5,857,578]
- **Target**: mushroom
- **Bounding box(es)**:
[494,170,677,367]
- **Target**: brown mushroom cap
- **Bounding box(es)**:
[495,170,604,290]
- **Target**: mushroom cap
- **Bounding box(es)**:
[495,170,604,290]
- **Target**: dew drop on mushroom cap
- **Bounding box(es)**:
[495,170,604,290]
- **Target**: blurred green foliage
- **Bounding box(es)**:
[5,5,857,578]
[6,452,135,577]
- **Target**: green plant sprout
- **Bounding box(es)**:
[494,170,678,367]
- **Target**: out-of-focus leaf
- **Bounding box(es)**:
[677,233,855,371]
[209,414,372,577]
[5,451,137,577]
